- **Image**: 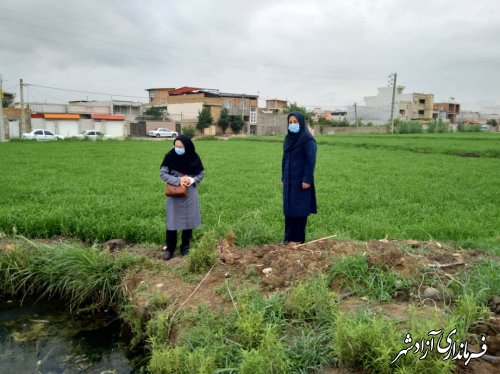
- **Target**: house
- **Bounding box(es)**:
[144,86,259,135]
[145,87,176,107]
[69,100,142,122]
[2,108,24,139]
[29,102,127,138]
[433,102,460,123]
[265,99,288,113]
[401,93,434,120]
[348,86,435,124]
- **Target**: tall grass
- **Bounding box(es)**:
[0,240,144,310]
[329,254,411,301]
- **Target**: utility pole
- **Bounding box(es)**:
[0,75,6,142]
[20,78,26,133]
[354,102,358,132]
[389,73,397,134]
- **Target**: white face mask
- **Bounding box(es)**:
[288,123,300,133]
[174,147,185,155]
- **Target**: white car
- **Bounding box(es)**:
[147,128,178,138]
[22,129,65,141]
[77,130,112,140]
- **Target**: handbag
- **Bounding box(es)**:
[165,183,188,197]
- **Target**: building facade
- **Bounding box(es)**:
[28,102,128,138]
[144,86,259,134]
[433,102,460,123]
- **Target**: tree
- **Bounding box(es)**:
[144,106,162,118]
[230,115,244,134]
[487,119,498,127]
[196,106,213,132]
[317,117,332,134]
[283,102,314,126]
[218,108,230,135]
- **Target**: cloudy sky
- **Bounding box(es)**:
[1,0,499,110]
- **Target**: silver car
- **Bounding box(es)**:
[77,130,112,140]
[147,128,178,138]
[22,129,65,141]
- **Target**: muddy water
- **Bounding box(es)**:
[0,298,137,373]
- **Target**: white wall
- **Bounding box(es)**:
[29,118,126,138]
[168,103,204,121]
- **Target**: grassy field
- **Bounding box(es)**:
[242,132,500,157]
[1,134,499,373]
[0,135,499,252]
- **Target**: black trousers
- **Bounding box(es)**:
[284,216,308,244]
[166,229,192,253]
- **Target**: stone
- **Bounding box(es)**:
[262,267,273,275]
[103,239,127,251]
[423,287,441,301]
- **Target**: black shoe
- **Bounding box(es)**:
[180,246,190,256]
[163,250,174,261]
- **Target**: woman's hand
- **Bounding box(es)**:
[301,182,311,190]
[180,176,191,187]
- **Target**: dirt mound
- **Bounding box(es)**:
[123,237,489,321]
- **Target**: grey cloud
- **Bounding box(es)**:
[0,0,499,110]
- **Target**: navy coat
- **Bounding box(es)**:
[282,112,318,217]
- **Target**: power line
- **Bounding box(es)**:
[24,83,148,99]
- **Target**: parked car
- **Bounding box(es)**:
[147,128,178,138]
[22,129,64,141]
[480,124,491,132]
[77,130,112,140]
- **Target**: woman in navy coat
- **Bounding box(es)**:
[281,111,317,243]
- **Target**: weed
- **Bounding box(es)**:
[330,254,410,301]
[188,230,217,273]
[239,326,290,374]
[285,273,337,321]
[285,324,334,373]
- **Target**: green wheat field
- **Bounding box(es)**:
[0,134,499,252]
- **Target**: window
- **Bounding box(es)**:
[34,130,43,135]
[419,99,426,105]
[240,100,248,109]
[250,107,257,123]
[149,92,155,102]
[45,131,54,135]
[418,110,425,116]
[224,100,232,109]
[400,109,405,115]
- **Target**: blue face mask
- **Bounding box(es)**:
[174,147,185,155]
[288,123,300,133]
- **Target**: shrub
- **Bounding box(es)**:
[457,124,481,132]
[394,120,424,134]
[428,119,449,133]
[182,126,196,138]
